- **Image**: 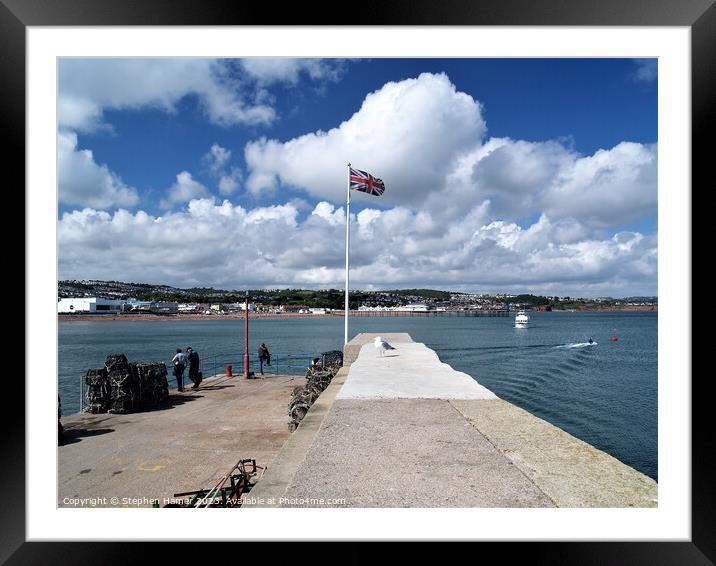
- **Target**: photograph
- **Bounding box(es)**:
[55,56,660,510]
[8,6,707,558]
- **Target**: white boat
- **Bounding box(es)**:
[514,310,530,328]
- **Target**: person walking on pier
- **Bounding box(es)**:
[258,343,271,375]
[172,347,188,392]
[187,346,202,389]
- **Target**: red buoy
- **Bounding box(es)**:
[610,336,618,341]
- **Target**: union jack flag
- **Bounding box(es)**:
[350,167,385,196]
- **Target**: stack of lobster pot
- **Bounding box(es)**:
[287,352,343,432]
[320,350,343,374]
[84,367,110,413]
[132,362,170,407]
[106,354,136,414]
[287,384,322,432]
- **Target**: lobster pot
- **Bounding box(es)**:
[84,367,110,413]
[106,354,136,414]
[105,353,129,372]
[108,369,136,414]
[288,385,321,432]
[320,350,343,371]
[132,362,170,407]
[288,363,340,432]
[306,369,333,391]
[82,354,170,415]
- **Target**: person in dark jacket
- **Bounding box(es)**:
[258,343,271,375]
[187,346,202,389]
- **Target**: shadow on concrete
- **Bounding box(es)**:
[191,384,234,391]
[254,374,298,379]
[59,427,114,445]
[134,394,205,412]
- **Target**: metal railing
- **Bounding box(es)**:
[201,351,317,378]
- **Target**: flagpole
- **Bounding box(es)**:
[344,163,351,345]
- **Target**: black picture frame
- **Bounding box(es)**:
[6,0,707,562]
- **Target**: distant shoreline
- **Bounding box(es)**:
[58,306,656,323]
[549,306,657,312]
[58,312,330,322]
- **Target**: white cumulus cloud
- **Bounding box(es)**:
[218,172,241,195]
[239,58,347,85]
[431,137,657,228]
[243,72,656,231]
[58,59,276,133]
[538,141,657,227]
[203,144,232,176]
[56,68,658,296]
[203,143,242,195]
[159,172,209,209]
[244,72,486,206]
[58,131,139,209]
[58,199,657,296]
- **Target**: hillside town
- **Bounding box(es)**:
[58,280,658,317]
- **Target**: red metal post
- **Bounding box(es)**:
[243,291,250,378]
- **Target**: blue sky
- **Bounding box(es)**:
[57,58,657,296]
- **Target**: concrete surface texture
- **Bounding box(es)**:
[242,368,349,507]
[247,332,657,508]
[451,399,658,507]
[281,399,555,508]
[58,374,300,507]
[338,342,497,400]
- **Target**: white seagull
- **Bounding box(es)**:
[374,336,396,357]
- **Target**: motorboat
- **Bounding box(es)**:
[514,310,530,328]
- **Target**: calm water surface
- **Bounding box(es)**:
[58,312,657,479]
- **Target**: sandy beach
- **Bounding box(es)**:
[58,312,335,322]
[58,305,656,323]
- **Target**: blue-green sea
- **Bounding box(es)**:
[58,311,657,479]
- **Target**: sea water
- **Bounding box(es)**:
[58,311,657,479]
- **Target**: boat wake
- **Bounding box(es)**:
[556,342,598,349]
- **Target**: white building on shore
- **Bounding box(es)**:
[59,297,179,314]
[123,300,179,314]
[209,302,257,313]
[58,297,125,314]
[395,304,432,312]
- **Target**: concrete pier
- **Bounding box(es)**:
[58,374,301,507]
[246,333,657,508]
